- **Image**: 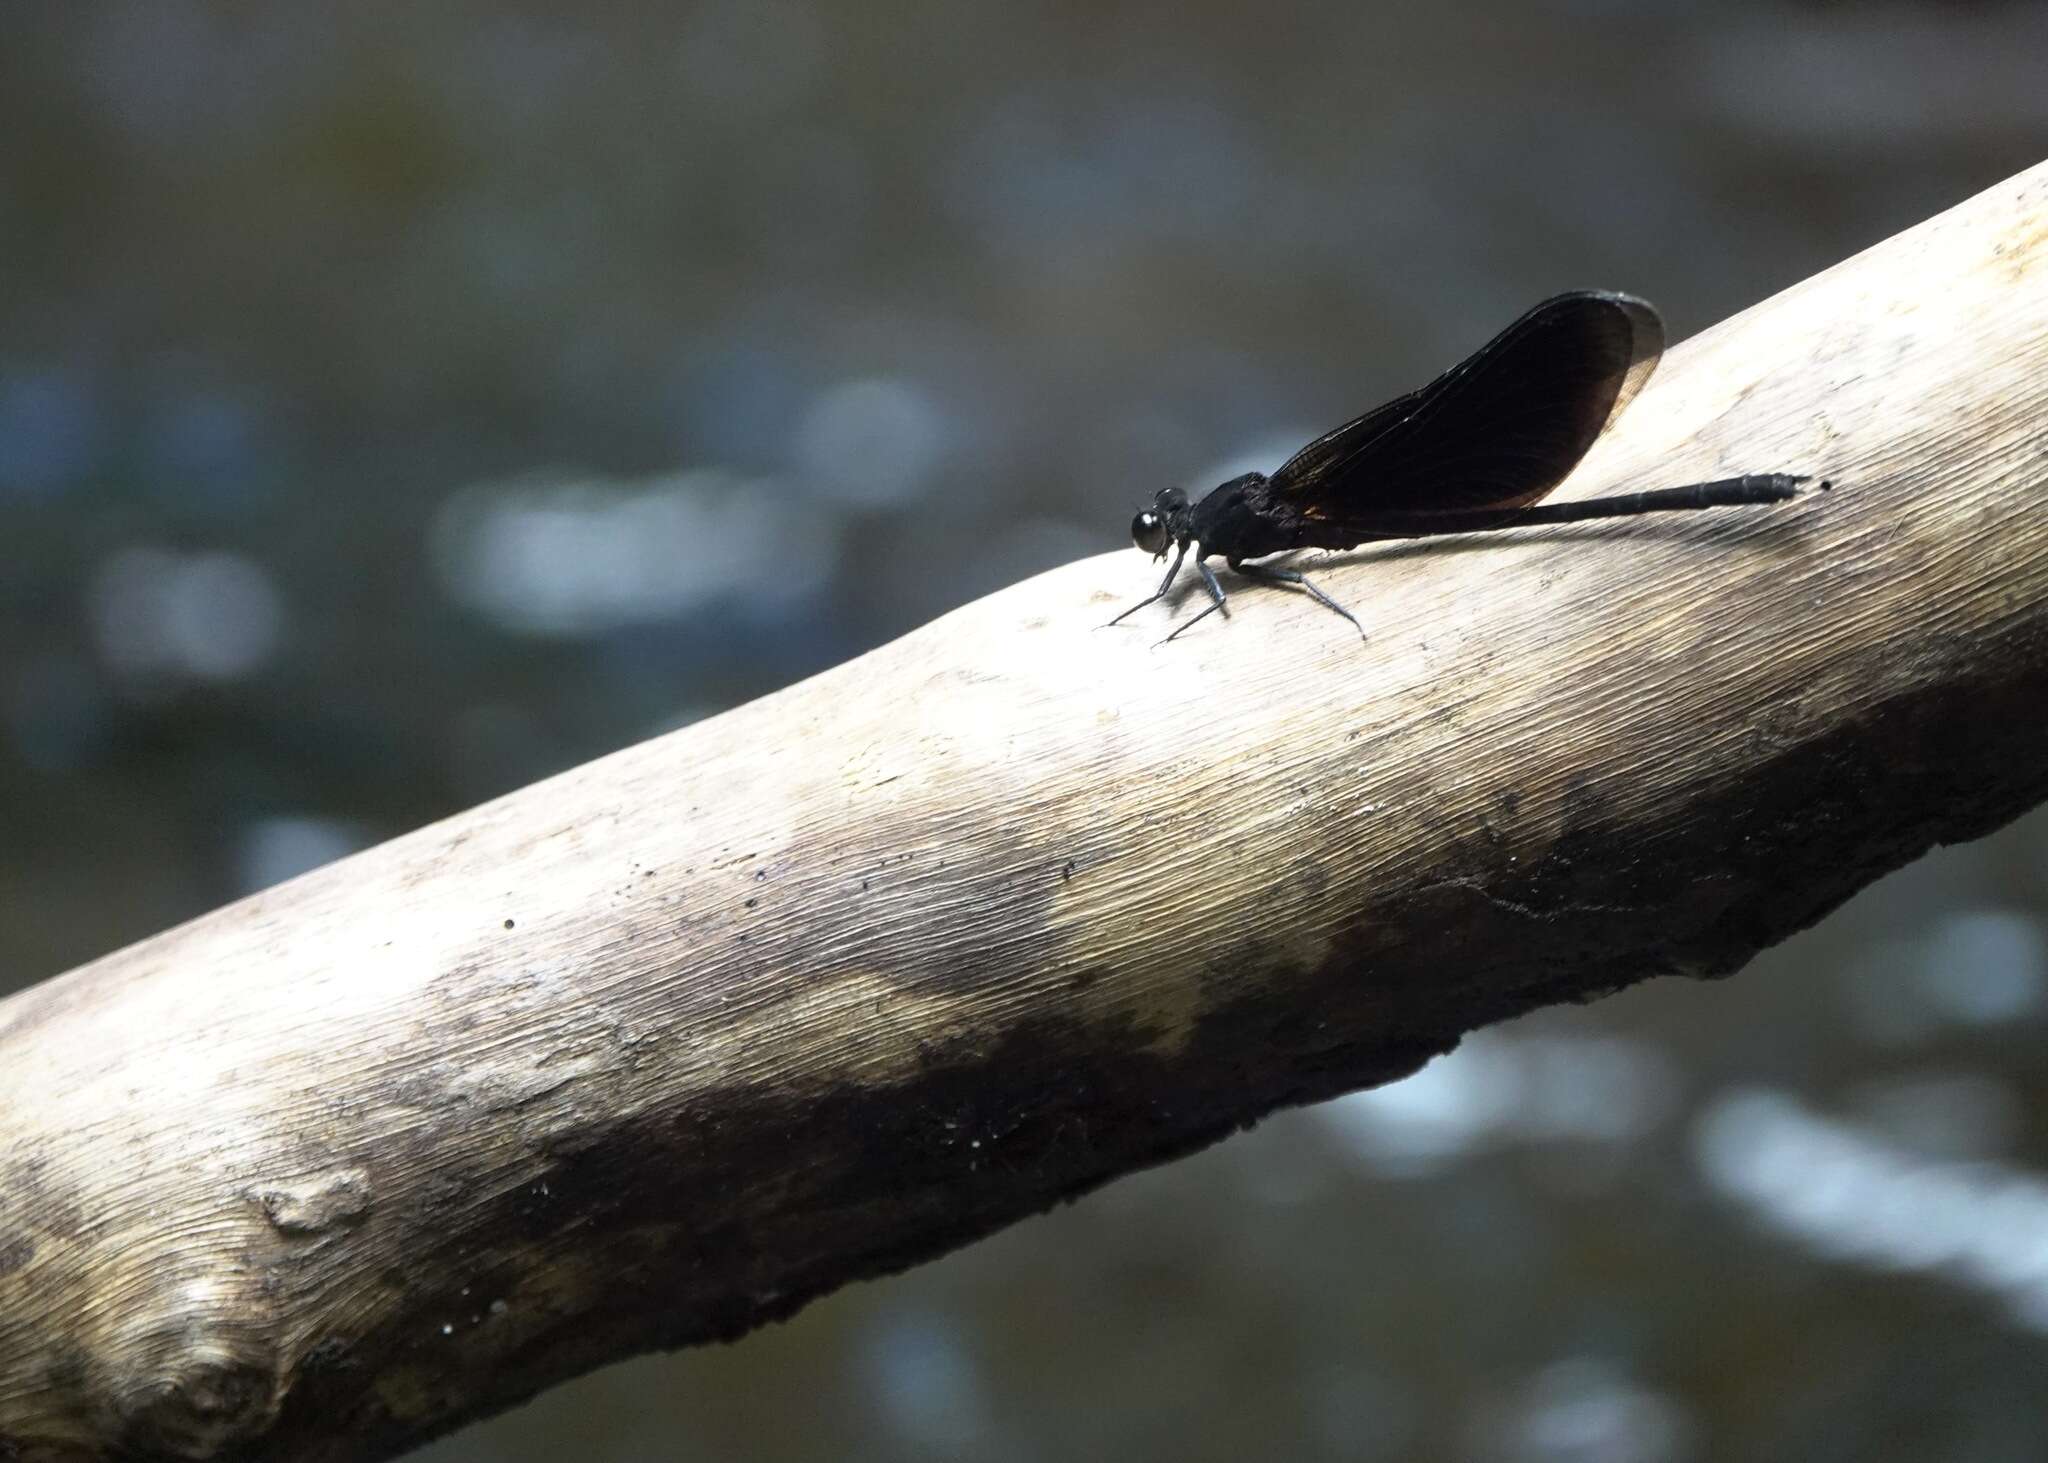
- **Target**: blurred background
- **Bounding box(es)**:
[3,2,2046,1460]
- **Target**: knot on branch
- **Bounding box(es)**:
[252,1168,374,1239]
[106,1285,282,1460]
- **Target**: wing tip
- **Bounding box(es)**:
[1584,292,1664,428]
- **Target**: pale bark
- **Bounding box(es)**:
[5,161,2048,1463]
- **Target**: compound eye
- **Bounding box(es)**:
[1131,510,1169,557]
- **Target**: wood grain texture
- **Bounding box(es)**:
[5,160,2048,1462]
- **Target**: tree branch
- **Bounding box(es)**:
[6,161,2048,1463]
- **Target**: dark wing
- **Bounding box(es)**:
[1267,291,1663,522]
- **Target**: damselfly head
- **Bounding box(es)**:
[1130,487,1190,558]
